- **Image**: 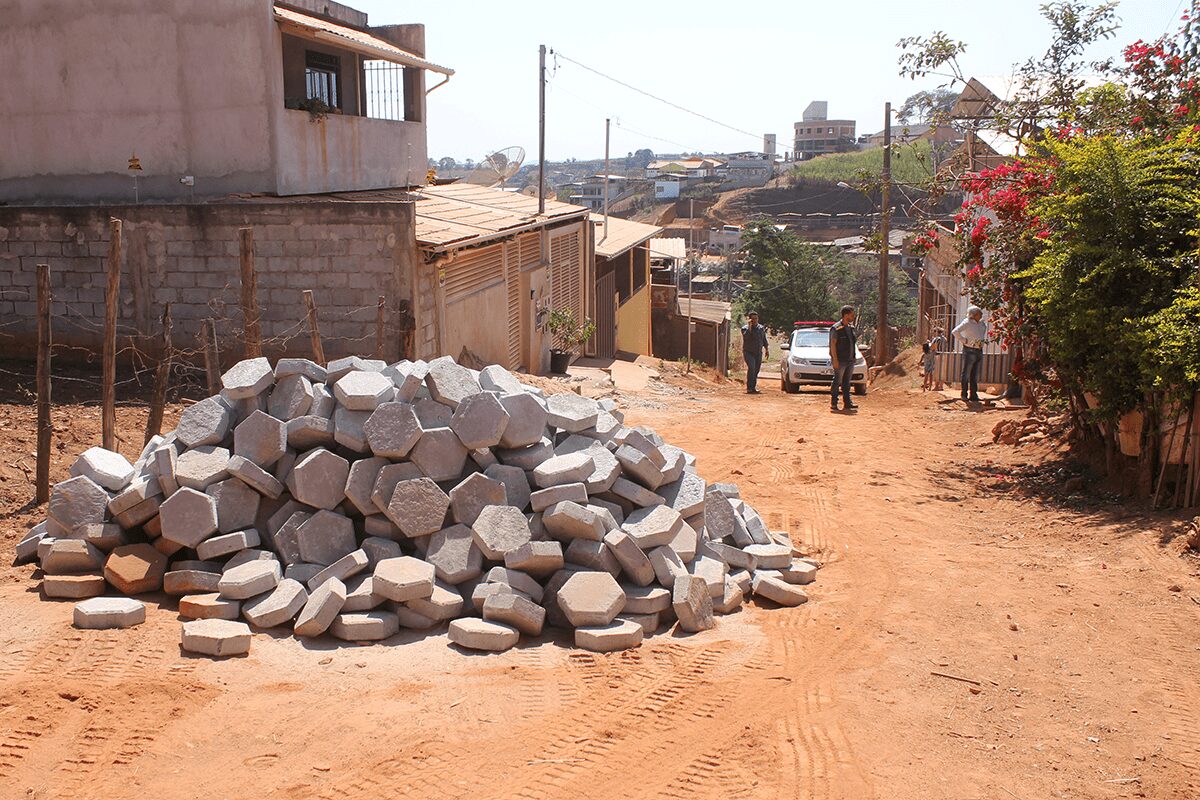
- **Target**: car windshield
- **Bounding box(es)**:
[791,330,829,348]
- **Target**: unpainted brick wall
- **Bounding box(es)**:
[0,201,418,364]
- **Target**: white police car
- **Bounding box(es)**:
[780,322,868,395]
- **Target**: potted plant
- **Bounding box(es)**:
[546,308,596,374]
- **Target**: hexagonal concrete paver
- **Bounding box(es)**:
[362,402,423,459]
[385,477,451,539]
[449,392,510,450]
[334,370,395,411]
[285,448,350,510]
[233,410,288,468]
[557,571,626,628]
[470,505,532,561]
[159,487,220,548]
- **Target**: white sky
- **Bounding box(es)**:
[352,0,1185,161]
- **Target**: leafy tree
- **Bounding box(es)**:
[897,88,959,125]
[437,156,458,171]
[733,221,843,332]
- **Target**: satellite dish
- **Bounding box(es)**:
[464,146,525,187]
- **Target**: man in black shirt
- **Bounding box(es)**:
[741,312,770,394]
[829,305,858,412]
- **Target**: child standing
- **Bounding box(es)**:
[923,328,945,391]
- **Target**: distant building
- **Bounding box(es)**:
[708,224,742,252]
[862,123,961,149]
[568,175,630,211]
[654,174,685,200]
[793,101,856,160]
[644,157,721,179]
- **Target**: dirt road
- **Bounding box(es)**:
[2,378,1199,799]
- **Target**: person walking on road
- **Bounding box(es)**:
[741,312,770,394]
[829,305,858,412]
[952,305,987,403]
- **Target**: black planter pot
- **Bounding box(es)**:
[550,350,571,374]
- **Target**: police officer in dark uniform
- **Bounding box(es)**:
[829,305,858,412]
[741,312,770,394]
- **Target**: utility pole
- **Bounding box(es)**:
[601,117,610,241]
[686,256,694,375]
[876,101,892,366]
[537,45,547,216]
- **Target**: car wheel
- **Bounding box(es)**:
[782,375,799,394]
[853,383,867,396]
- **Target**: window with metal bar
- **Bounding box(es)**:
[305,51,340,109]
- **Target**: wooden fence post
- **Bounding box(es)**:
[239,227,262,359]
[145,303,172,445]
[35,264,52,505]
[102,217,121,451]
[201,318,221,396]
[303,289,326,366]
[375,295,386,359]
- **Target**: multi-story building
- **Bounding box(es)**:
[793,101,857,160]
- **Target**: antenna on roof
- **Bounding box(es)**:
[463,146,526,188]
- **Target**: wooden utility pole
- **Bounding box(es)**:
[876,102,892,366]
[200,319,221,395]
[35,264,51,505]
[239,227,262,358]
[145,303,172,445]
[537,45,547,216]
[102,218,122,451]
[601,118,611,240]
[303,289,326,366]
[375,295,386,359]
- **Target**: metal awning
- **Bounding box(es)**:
[274,5,454,75]
[593,216,663,260]
[414,183,589,250]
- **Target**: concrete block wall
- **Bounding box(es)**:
[0,201,418,364]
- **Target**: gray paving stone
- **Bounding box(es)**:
[585,503,619,533]
[503,540,564,578]
[603,529,655,586]
[275,357,327,383]
[471,505,532,560]
[69,447,135,492]
[360,536,403,568]
[409,427,469,482]
[484,464,532,511]
[181,618,252,656]
[533,452,595,489]
[371,462,424,514]
[609,477,665,508]
[414,397,453,430]
[217,559,282,600]
[740,505,773,546]
[688,555,727,599]
[622,430,667,468]
[449,391,510,450]
[388,603,437,630]
[179,593,241,620]
[16,523,50,565]
[153,444,180,496]
[468,581,523,616]
[496,437,555,471]
[164,568,222,595]
[578,409,621,445]
[546,393,599,433]
[270,510,309,566]
[449,473,506,526]
[329,610,400,641]
[658,472,706,518]
[698,539,758,571]
[233,410,288,468]
[284,562,323,584]
[309,383,336,418]
[243,578,308,628]
[667,520,698,562]
[482,591,544,636]
[385,478,451,538]
[334,370,395,411]
[221,357,274,400]
[530,482,588,512]
[286,448,350,510]
[705,491,749,545]
[575,619,643,652]
[542,501,605,541]
[362,513,403,541]
[226,455,285,499]
[478,364,525,395]
[540,567,584,629]
[326,355,378,382]
[617,612,660,635]
[448,617,520,652]
[672,574,715,632]
[332,407,372,453]
[729,569,753,595]
[483,566,545,604]
[649,545,687,589]
[658,446,688,484]
[305,548,369,591]
[286,415,336,450]
[110,494,161,530]
[775,560,818,585]
[176,397,234,449]
[406,578,464,621]
[175,446,231,491]
[497,392,548,449]
[268,374,314,421]
[158,487,219,548]
[342,456,388,516]
[362,402,422,459]
[558,571,625,627]
[751,573,809,606]
[291,575,346,635]
[196,527,261,560]
[295,509,357,566]
[621,583,672,614]
[426,360,482,409]
[48,475,110,532]
[743,543,792,569]
[42,574,107,599]
[622,505,683,549]
[223,549,279,572]
[342,574,384,611]
[582,446,622,494]
[425,524,484,584]
[383,361,427,403]
[373,556,436,602]
[565,538,621,576]
[202,477,260,535]
[614,444,665,490]
[712,577,745,614]
[41,538,104,575]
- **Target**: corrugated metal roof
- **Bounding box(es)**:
[413,183,588,249]
[274,5,454,75]
[677,296,731,324]
[593,216,663,259]
[648,237,686,261]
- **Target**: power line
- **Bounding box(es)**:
[550,50,765,147]
[546,81,704,152]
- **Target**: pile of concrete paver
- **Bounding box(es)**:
[16,355,816,657]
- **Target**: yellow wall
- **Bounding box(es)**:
[617,282,652,355]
